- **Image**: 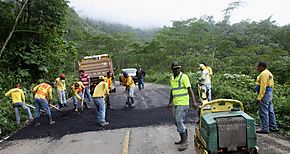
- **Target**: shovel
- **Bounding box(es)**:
[49,104,63,113]
[26,103,46,113]
[80,90,85,110]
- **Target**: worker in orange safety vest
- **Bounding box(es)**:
[32,82,55,126]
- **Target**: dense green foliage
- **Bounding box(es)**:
[0,0,290,138]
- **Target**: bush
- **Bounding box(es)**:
[145,71,290,135]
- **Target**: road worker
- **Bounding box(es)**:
[122,71,135,108]
[92,76,109,127]
[32,82,55,126]
[70,81,85,112]
[104,71,113,110]
[55,73,67,109]
[136,65,146,90]
[167,61,197,151]
[198,64,211,101]
[79,70,92,108]
[202,63,213,80]
[5,83,33,124]
[255,61,278,134]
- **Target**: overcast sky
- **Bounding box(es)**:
[68,0,289,29]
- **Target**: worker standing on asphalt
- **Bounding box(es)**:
[198,64,211,101]
[70,81,85,112]
[79,70,92,108]
[32,82,55,126]
[92,76,109,127]
[122,71,135,108]
[136,65,146,90]
[5,83,33,124]
[105,71,113,110]
[167,61,197,151]
[55,73,67,109]
[255,61,278,134]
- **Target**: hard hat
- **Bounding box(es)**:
[171,61,181,69]
[99,76,105,80]
[60,73,65,79]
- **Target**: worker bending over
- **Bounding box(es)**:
[32,82,55,126]
[5,83,33,124]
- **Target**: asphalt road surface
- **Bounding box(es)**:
[0,82,290,154]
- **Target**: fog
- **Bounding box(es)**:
[68,0,290,29]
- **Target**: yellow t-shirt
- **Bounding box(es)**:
[55,77,66,90]
[123,76,135,88]
[256,69,274,100]
[70,81,85,100]
[92,81,109,98]
[5,88,25,103]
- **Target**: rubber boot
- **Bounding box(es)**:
[74,104,78,112]
[125,97,130,108]
[178,131,188,151]
[84,102,88,109]
[175,129,188,144]
[58,103,63,109]
[175,133,183,144]
[34,118,40,126]
[48,116,55,125]
[130,97,135,108]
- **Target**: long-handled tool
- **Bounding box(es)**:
[26,103,46,113]
[80,90,85,110]
[49,104,63,113]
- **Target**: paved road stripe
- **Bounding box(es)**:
[122,128,131,154]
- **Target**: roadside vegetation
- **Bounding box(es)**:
[0,0,290,137]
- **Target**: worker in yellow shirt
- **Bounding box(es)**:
[55,73,67,108]
[202,63,213,80]
[104,71,113,110]
[255,61,278,134]
[122,71,135,108]
[198,64,211,101]
[70,81,85,112]
[5,83,33,124]
[32,82,55,126]
[92,76,109,127]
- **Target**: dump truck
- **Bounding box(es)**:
[78,54,116,92]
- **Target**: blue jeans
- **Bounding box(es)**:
[35,98,52,119]
[258,92,278,132]
[205,83,211,101]
[173,105,189,133]
[84,87,92,103]
[57,90,67,105]
[13,102,33,124]
[93,98,106,125]
[138,77,144,90]
[72,92,83,105]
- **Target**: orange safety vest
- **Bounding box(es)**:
[70,82,83,93]
[36,83,50,96]
[107,77,112,89]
